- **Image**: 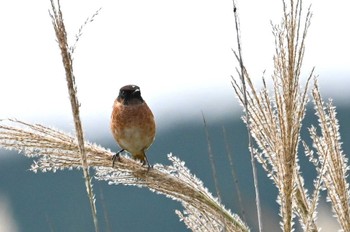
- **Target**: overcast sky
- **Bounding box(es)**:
[1,0,349,134]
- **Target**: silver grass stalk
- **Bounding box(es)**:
[222,126,246,222]
[231,0,318,231]
[49,0,99,231]
[0,119,249,232]
[231,0,263,230]
[308,80,350,231]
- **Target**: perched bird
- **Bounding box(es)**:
[110,85,156,167]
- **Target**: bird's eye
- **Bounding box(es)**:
[119,90,127,99]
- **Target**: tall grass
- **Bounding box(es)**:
[0,0,349,231]
[49,0,99,231]
[232,0,349,231]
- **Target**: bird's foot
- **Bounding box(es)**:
[143,155,152,171]
[112,149,124,167]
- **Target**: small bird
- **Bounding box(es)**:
[110,85,156,167]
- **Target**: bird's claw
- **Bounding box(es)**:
[112,149,124,167]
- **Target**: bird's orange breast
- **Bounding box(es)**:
[110,100,156,160]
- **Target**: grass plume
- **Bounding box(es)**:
[308,80,350,230]
[232,0,349,231]
[49,0,99,231]
[0,119,249,232]
[232,0,315,229]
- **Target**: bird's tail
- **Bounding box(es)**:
[133,151,150,167]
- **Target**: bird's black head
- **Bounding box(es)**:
[117,85,144,105]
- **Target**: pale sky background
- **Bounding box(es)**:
[0,0,349,135]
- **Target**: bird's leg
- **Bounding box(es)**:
[143,153,152,170]
[112,149,124,167]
